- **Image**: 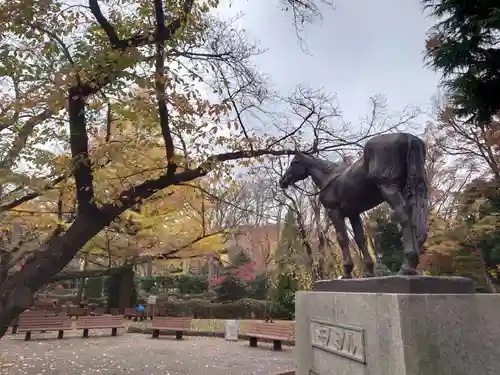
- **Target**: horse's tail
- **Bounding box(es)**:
[404,135,429,250]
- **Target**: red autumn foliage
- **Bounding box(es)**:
[209,263,257,288]
[418,250,454,274]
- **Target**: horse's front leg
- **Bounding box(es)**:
[349,215,374,277]
[328,209,353,278]
[378,184,419,275]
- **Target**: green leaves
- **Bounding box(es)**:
[424,0,500,124]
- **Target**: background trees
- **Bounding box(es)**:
[0,0,340,336]
[2,0,500,338]
[423,0,500,125]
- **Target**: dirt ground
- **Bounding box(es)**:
[0,330,295,375]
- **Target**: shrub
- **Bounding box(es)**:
[269,272,298,320]
[179,291,216,300]
[138,276,157,293]
[85,277,104,299]
[247,273,269,300]
[158,298,275,319]
[138,274,209,294]
[215,275,248,301]
[176,274,209,294]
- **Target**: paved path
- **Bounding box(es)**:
[0,331,295,375]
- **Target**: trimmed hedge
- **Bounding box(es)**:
[158,298,274,319]
[153,291,216,301]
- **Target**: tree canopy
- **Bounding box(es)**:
[423,0,500,125]
[0,0,342,337]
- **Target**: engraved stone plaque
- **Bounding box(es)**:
[310,318,366,364]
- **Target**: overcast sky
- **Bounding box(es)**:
[218,0,440,124]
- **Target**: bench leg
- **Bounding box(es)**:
[11,325,17,334]
[152,329,160,339]
[83,328,89,338]
[175,331,183,340]
[273,340,282,351]
[111,327,118,337]
[249,337,258,347]
[58,330,64,339]
[24,331,31,341]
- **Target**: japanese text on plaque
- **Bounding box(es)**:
[310,318,365,363]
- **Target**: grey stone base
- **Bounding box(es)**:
[314,275,475,294]
[296,291,500,375]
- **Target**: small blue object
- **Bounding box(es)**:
[136,304,145,312]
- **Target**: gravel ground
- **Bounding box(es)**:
[0,330,295,375]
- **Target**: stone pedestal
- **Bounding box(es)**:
[295,276,500,375]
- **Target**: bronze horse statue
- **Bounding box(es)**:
[279,133,429,278]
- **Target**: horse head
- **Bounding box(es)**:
[279,151,311,189]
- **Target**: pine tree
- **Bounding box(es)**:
[423,1,500,124]
[368,207,403,274]
[275,209,305,269]
[269,208,303,319]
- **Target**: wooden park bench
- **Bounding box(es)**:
[10,310,60,334]
[246,322,293,351]
[89,307,106,316]
[75,315,124,338]
[124,307,137,319]
[151,317,192,340]
[154,306,166,317]
[17,313,72,341]
[124,307,145,321]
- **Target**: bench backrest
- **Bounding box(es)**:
[67,307,87,316]
[18,315,72,330]
[154,307,166,316]
[152,317,192,330]
[10,310,54,325]
[75,315,123,329]
[246,322,292,340]
[90,307,106,315]
[21,310,59,317]
[31,306,64,313]
[124,307,137,315]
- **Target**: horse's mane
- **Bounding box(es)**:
[304,154,346,174]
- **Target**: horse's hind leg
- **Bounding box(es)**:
[378,184,419,275]
[328,209,354,278]
[349,215,375,277]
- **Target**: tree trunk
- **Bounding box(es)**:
[0,213,108,338]
[117,266,134,312]
[0,251,12,288]
[76,253,89,305]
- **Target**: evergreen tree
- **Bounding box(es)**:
[275,209,304,268]
[271,271,298,320]
[229,250,253,267]
[459,179,500,286]
[423,1,500,124]
[269,208,302,319]
[248,273,269,300]
[368,206,403,274]
[215,275,248,301]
